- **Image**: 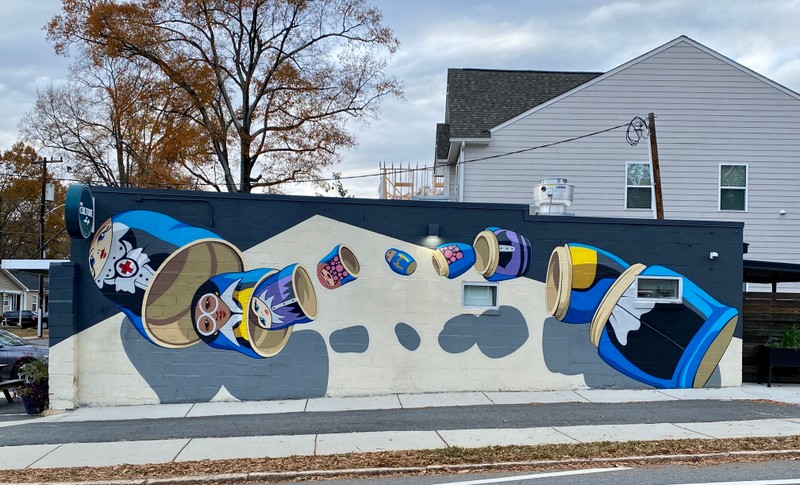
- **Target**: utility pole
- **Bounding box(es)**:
[33,157,61,337]
[648,112,664,220]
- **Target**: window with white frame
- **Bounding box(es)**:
[625,162,652,209]
[462,282,499,310]
[720,164,747,211]
[635,276,683,304]
[2,294,9,311]
[32,295,38,312]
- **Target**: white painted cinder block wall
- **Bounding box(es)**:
[49,215,742,408]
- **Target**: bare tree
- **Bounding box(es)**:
[21,51,207,189]
[47,0,402,192]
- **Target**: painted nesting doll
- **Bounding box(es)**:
[317,245,361,289]
[88,210,243,348]
[473,227,532,282]
[545,243,634,324]
[589,265,738,389]
[431,242,476,279]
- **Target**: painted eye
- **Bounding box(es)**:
[204,297,212,310]
[89,256,95,266]
[254,303,260,312]
[98,231,106,241]
[259,317,267,325]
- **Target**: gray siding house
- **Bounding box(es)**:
[0,269,42,314]
[435,36,800,281]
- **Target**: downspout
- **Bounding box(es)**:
[457,141,465,202]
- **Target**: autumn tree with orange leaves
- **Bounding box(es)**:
[47,0,402,193]
[0,143,69,260]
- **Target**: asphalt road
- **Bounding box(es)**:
[2,399,800,447]
[263,459,800,484]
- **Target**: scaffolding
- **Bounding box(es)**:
[378,163,446,200]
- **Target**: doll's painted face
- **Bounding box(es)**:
[88,220,113,279]
[194,293,232,336]
[319,268,336,287]
[250,296,273,330]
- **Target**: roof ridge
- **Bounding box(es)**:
[450,67,604,75]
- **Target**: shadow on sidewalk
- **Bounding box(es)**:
[0,397,35,422]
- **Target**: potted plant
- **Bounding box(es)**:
[18,356,49,415]
[761,324,800,387]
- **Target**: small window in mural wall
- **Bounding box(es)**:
[720,164,747,211]
[626,162,652,209]
[462,283,498,309]
[85,207,739,393]
[635,276,682,303]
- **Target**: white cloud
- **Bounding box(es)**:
[5,0,800,196]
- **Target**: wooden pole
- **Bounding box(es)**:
[648,112,664,219]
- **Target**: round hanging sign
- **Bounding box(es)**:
[65,184,95,239]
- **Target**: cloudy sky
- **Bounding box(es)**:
[3,0,800,197]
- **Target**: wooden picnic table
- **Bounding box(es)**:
[0,364,25,403]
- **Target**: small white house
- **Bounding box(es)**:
[435,35,800,287]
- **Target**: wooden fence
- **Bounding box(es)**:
[742,292,800,383]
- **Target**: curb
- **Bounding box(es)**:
[8,448,800,485]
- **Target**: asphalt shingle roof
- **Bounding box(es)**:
[435,123,450,161]
[9,270,45,291]
[437,68,603,159]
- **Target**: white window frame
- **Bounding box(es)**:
[719,163,748,212]
[635,275,683,304]
[625,162,653,210]
[461,282,499,311]
[31,295,38,312]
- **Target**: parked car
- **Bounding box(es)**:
[0,328,48,380]
[2,310,37,328]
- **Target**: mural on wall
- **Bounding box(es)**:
[545,243,630,325]
[432,242,476,279]
[80,206,740,404]
[395,322,421,351]
[473,227,532,282]
[438,306,529,358]
[89,210,316,358]
[545,243,739,388]
[329,326,370,354]
[317,244,361,289]
[385,249,417,276]
[191,265,317,358]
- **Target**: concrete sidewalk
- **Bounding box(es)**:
[1,384,800,471]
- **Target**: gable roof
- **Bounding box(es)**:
[491,35,800,133]
[445,68,602,139]
[437,68,602,161]
[9,270,41,291]
[0,269,29,292]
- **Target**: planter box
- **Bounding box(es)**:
[759,346,800,387]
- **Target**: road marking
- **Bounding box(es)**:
[431,467,630,484]
[677,480,800,485]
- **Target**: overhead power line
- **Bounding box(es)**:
[0,117,641,188]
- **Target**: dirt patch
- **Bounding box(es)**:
[3,436,800,484]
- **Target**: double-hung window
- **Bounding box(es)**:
[625,162,652,209]
[719,164,747,211]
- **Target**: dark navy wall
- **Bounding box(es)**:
[60,186,743,344]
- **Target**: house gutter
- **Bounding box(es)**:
[457,141,465,202]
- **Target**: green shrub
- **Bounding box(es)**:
[766,325,800,350]
[18,356,48,395]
